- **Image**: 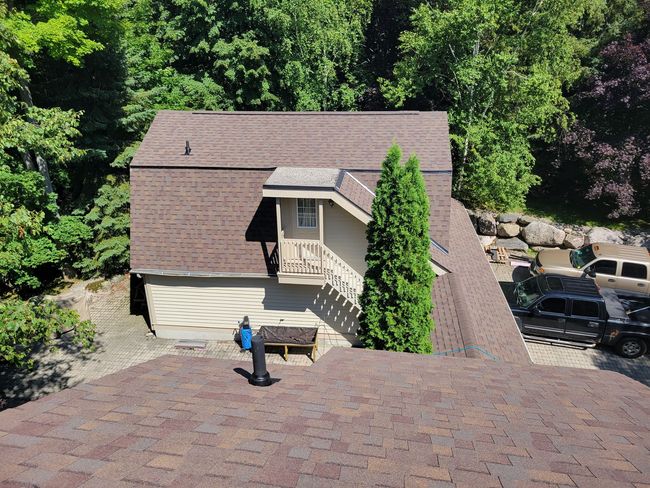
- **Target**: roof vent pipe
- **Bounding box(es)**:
[249,335,272,387]
[184,140,191,155]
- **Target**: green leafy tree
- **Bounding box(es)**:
[3,0,123,194]
[359,144,434,353]
[0,298,95,367]
[381,0,605,210]
[80,176,130,276]
[0,165,92,292]
[123,0,371,114]
[0,46,87,292]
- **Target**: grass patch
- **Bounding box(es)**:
[522,195,650,231]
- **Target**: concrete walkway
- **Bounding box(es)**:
[1,277,329,409]
[492,261,650,386]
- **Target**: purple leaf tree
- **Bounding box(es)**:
[560,34,649,218]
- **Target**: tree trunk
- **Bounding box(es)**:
[18,82,54,194]
[36,154,54,194]
[23,152,36,171]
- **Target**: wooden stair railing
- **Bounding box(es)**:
[321,244,364,308]
[278,239,364,308]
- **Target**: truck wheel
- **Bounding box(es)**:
[616,338,647,359]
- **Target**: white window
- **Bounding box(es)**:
[296,199,317,228]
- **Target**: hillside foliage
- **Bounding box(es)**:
[0,0,648,299]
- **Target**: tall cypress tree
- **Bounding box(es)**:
[397,155,435,353]
[358,144,403,350]
[358,145,435,353]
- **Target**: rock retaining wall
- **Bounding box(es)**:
[467,210,650,252]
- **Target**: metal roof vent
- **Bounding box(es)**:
[184,140,191,155]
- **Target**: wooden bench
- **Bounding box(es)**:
[258,326,319,362]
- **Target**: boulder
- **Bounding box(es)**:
[627,234,650,249]
[585,227,624,245]
[532,246,561,252]
[517,215,535,226]
[478,235,496,249]
[497,222,521,238]
[563,234,584,249]
[521,221,566,246]
[496,237,529,251]
[497,213,520,223]
[477,213,497,236]
[466,209,478,231]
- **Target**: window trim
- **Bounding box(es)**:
[537,297,568,315]
[296,198,317,229]
[621,262,648,280]
[570,299,601,320]
[591,259,618,276]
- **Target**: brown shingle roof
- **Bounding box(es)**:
[335,171,374,215]
[130,168,452,274]
[262,167,375,216]
[1,349,648,487]
[131,168,278,275]
[130,111,454,275]
[131,111,452,171]
[430,200,530,363]
[444,200,530,363]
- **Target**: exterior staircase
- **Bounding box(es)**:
[278,237,364,308]
[321,244,364,308]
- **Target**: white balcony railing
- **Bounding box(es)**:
[278,237,363,307]
[279,238,323,275]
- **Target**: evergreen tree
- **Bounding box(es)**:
[396,155,435,352]
[358,144,435,353]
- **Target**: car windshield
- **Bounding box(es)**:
[570,245,596,269]
[514,278,542,307]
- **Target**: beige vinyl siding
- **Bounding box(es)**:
[145,275,359,344]
[323,202,367,275]
[280,198,319,239]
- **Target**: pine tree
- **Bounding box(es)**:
[358,145,435,353]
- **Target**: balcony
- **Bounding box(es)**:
[277,234,364,308]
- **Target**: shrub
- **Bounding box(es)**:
[0,298,95,367]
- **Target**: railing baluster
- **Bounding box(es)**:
[280,240,362,309]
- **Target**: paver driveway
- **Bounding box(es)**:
[492,262,650,386]
[1,277,329,409]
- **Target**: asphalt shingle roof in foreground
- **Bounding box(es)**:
[1,348,649,487]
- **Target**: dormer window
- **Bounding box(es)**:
[297,199,317,228]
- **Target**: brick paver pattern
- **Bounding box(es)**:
[1,278,326,408]
[0,348,649,487]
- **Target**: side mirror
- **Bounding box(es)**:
[531,306,540,315]
[584,267,596,278]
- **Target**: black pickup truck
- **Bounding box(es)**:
[506,274,650,358]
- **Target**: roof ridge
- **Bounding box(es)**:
[184,111,431,116]
[341,171,376,196]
